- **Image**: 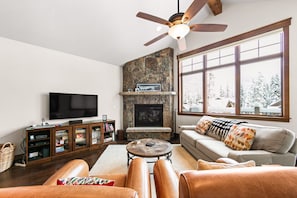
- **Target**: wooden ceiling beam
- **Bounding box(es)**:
[208,0,222,16]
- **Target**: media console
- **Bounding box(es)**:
[25,119,115,166]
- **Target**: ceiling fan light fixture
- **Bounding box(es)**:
[168,24,190,40]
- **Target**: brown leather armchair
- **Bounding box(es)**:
[154,159,297,198]
[0,158,151,198]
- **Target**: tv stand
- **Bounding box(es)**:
[69,120,83,125]
[25,119,115,166]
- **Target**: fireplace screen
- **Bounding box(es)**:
[134,104,163,127]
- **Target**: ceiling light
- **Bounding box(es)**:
[156,26,162,32]
[168,24,190,40]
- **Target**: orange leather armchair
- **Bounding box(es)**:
[154,159,297,198]
[0,158,151,198]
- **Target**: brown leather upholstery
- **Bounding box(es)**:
[43,159,89,185]
[0,185,138,198]
[153,159,179,198]
[154,159,297,198]
[180,167,297,198]
[0,158,151,198]
[126,158,151,198]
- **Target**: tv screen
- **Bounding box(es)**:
[49,92,98,120]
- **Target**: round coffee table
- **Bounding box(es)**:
[126,138,173,165]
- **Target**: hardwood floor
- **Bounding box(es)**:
[0,144,108,188]
[0,136,179,188]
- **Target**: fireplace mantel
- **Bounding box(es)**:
[119,91,176,96]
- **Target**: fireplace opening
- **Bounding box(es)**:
[134,104,163,127]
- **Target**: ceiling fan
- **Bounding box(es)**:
[136,0,227,51]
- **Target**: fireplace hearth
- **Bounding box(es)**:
[134,104,163,127]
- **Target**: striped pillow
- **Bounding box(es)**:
[57,177,115,186]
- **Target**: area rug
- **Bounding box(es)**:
[89,144,197,175]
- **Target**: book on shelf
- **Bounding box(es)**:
[75,128,86,133]
[109,124,114,131]
[92,138,98,144]
[56,146,65,153]
[93,127,101,131]
[104,137,113,143]
[105,123,114,132]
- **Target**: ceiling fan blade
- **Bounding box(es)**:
[137,12,172,26]
[182,0,208,23]
[177,37,187,51]
[190,24,227,32]
[144,32,169,46]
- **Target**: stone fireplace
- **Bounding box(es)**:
[121,48,175,132]
[134,104,163,127]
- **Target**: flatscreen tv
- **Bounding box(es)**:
[49,92,98,120]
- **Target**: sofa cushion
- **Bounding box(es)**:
[57,177,115,186]
[224,124,256,150]
[227,150,273,165]
[195,116,214,135]
[241,124,295,154]
[196,140,231,160]
[197,159,256,170]
[181,130,215,147]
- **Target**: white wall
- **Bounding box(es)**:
[175,0,297,133]
[0,37,122,154]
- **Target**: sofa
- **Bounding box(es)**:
[153,159,297,198]
[0,158,151,198]
[180,116,297,166]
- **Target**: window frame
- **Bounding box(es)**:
[177,18,291,122]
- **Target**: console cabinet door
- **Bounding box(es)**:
[89,123,104,149]
[52,126,72,155]
[73,124,89,150]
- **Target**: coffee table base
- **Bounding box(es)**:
[127,151,172,166]
[126,138,173,166]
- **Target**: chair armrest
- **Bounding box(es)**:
[43,159,90,185]
[153,159,179,198]
[179,125,196,130]
[125,158,151,198]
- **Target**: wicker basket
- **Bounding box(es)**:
[0,142,15,173]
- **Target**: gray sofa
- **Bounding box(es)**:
[180,117,297,166]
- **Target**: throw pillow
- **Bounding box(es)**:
[207,119,232,140]
[215,157,239,164]
[57,177,115,186]
[224,124,256,150]
[197,159,256,170]
[195,116,214,135]
[220,120,248,141]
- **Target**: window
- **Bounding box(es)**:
[178,18,291,122]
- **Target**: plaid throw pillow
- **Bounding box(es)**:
[207,119,247,141]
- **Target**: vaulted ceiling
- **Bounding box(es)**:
[0,0,254,66]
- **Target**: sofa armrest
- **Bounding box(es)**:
[125,158,151,198]
[153,159,179,198]
[43,159,90,185]
[179,125,196,130]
